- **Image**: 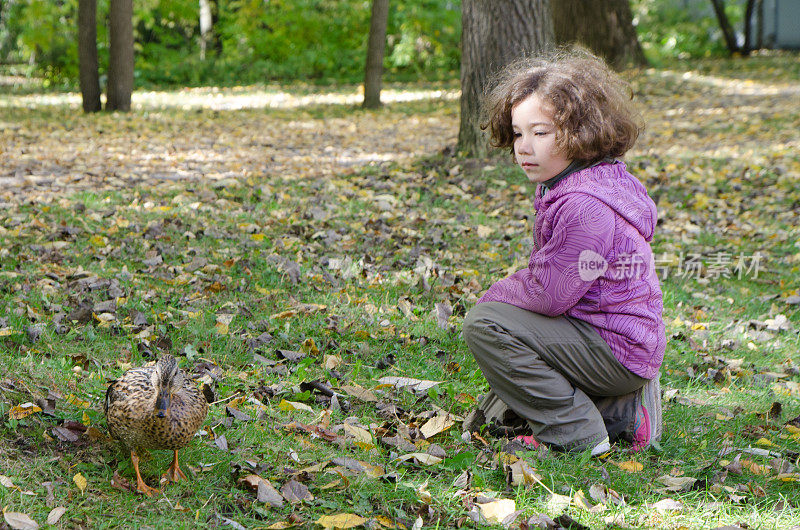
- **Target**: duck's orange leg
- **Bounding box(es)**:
[131,450,160,497]
[161,450,187,483]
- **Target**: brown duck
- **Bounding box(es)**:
[104,354,208,496]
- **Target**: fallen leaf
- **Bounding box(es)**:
[45,507,66,526]
[9,402,42,420]
[324,354,342,370]
[419,410,455,439]
[377,376,440,394]
[340,384,378,403]
[3,512,39,530]
[545,493,572,513]
[73,472,87,493]
[280,479,313,503]
[651,498,684,513]
[215,313,235,335]
[343,423,373,445]
[214,434,229,451]
[616,460,644,473]
[258,480,285,508]
[279,399,314,413]
[505,459,542,488]
[656,474,698,492]
[477,498,516,525]
[434,301,452,329]
[394,453,443,466]
[316,513,366,529]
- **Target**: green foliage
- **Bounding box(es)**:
[0,0,461,87]
[632,0,745,61]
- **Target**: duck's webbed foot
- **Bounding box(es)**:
[161,450,187,483]
[131,450,160,497]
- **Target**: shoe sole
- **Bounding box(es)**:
[642,374,662,443]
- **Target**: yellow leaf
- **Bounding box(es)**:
[0,327,18,337]
[267,522,296,530]
[73,472,87,493]
[302,338,319,355]
[89,235,107,247]
[756,437,775,447]
[9,403,42,420]
[316,513,366,529]
[82,412,91,425]
[251,233,267,242]
[65,394,91,408]
[478,498,516,524]
[278,399,314,413]
[617,461,644,473]
[419,411,455,439]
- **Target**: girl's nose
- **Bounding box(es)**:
[517,135,533,155]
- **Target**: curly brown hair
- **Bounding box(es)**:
[482,48,643,162]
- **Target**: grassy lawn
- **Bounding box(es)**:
[0,54,799,528]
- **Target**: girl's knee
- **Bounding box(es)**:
[463,303,498,340]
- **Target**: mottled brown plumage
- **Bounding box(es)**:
[104,355,208,496]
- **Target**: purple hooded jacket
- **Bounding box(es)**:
[478,161,665,380]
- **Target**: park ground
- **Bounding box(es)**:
[0,54,800,528]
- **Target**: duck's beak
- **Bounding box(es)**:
[156,389,171,418]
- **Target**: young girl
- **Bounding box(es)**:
[463,49,665,455]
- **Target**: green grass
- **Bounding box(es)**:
[1,54,800,528]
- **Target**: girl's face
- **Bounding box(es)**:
[511,94,572,183]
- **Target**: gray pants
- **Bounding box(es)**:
[463,302,649,451]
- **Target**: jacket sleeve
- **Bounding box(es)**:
[478,194,615,316]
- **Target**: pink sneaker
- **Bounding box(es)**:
[513,435,540,449]
[631,404,651,452]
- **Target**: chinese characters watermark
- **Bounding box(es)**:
[579,250,766,281]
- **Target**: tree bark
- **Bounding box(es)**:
[458,0,553,157]
[199,0,213,60]
[743,0,756,54]
[363,0,389,109]
[107,0,134,111]
[78,0,101,112]
[710,0,740,54]
[551,0,646,69]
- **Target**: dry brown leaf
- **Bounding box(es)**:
[280,479,313,504]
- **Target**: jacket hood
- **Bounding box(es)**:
[538,161,657,242]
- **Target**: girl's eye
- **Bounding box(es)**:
[513,132,521,138]
[534,131,548,136]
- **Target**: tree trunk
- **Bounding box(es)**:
[107,0,134,111]
[551,0,646,69]
[743,0,756,54]
[755,0,764,49]
[78,0,101,112]
[363,0,389,109]
[458,0,553,157]
[199,0,213,60]
[710,0,740,54]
